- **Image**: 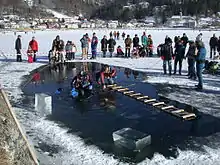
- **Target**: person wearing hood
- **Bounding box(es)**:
[195,41,206,90]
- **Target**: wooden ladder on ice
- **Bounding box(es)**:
[107,84,196,121]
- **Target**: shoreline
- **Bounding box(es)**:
[0,89,38,165]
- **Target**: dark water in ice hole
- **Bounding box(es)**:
[20,62,220,163]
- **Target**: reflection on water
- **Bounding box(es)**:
[22,62,220,163]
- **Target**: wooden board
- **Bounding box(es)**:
[136,96,149,100]
[144,99,157,103]
[152,102,165,107]
[107,84,196,121]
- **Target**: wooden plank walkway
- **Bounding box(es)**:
[108,84,196,120]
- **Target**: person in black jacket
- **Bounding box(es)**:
[181,33,188,47]
[15,35,22,62]
[108,36,116,57]
[217,36,220,56]
[181,33,188,54]
[52,35,65,63]
[186,41,197,79]
[173,40,185,75]
[133,34,139,48]
[101,35,108,57]
[209,34,218,59]
[161,42,173,75]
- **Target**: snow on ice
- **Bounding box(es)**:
[0,29,220,165]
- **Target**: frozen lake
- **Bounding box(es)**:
[0,29,220,165]
[0,29,219,58]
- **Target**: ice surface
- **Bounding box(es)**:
[35,93,52,116]
[0,29,220,165]
[113,128,151,151]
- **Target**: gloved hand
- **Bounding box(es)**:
[172,56,175,60]
[161,56,165,60]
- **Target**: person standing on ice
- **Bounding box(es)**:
[181,33,188,54]
[29,36,38,62]
[125,35,132,58]
[122,32,126,40]
[173,40,185,75]
[101,35,108,57]
[113,31,117,40]
[110,31,113,38]
[108,36,116,57]
[52,35,65,62]
[147,35,153,57]
[80,35,89,60]
[85,33,91,56]
[116,31,120,40]
[209,34,218,59]
[186,41,197,80]
[133,34,139,49]
[141,32,148,56]
[217,36,220,56]
[15,35,22,62]
[161,42,173,75]
[195,41,206,90]
[91,33,98,59]
[65,41,73,60]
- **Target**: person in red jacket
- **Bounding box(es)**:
[96,65,116,89]
[29,36,38,62]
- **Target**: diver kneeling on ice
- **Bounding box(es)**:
[96,65,116,89]
[71,71,93,98]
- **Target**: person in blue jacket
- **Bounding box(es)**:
[195,41,206,90]
[91,33,98,59]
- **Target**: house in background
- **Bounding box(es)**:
[107,20,119,28]
[167,15,197,28]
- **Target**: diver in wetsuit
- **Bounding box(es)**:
[96,65,116,89]
[71,71,93,97]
